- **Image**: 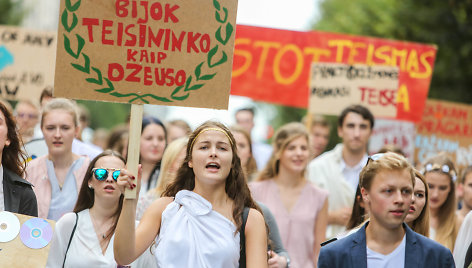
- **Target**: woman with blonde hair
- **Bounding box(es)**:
[251,122,328,268]
[424,153,460,251]
[135,137,188,220]
[26,98,90,220]
[114,121,267,267]
[405,170,430,237]
[230,125,257,181]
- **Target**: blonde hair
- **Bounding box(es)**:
[423,153,458,251]
[359,152,415,190]
[41,98,79,127]
[257,122,309,181]
[153,137,188,196]
[408,170,430,237]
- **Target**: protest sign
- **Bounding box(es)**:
[55,0,238,109]
[0,213,55,268]
[415,99,472,169]
[231,25,437,122]
[0,25,56,103]
[309,63,398,118]
[368,119,416,162]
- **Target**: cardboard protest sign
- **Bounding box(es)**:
[231,25,437,122]
[0,26,56,103]
[55,0,238,109]
[0,213,55,268]
[368,119,416,162]
[415,99,472,169]
[309,63,398,118]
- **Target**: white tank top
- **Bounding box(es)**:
[155,190,240,268]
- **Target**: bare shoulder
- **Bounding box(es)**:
[139,196,174,231]
[147,196,174,215]
[246,208,265,230]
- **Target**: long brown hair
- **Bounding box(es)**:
[423,153,458,251]
[346,185,366,230]
[73,150,126,240]
[163,121,260,231]
[1,101,27,176]
[257,122,309,181]
[408,170,430,237]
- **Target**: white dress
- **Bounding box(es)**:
[46,209,157,268]
[155,190,240,268]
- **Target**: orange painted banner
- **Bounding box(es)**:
[231,25,437,122]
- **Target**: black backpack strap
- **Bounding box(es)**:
[63,212,78,268]
[239,207,250,268]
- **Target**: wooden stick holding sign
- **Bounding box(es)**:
[125,104,143,199]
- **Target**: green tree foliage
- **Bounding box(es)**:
[0,0,24,25]
[313,0,472,103]
[77,100,130,130]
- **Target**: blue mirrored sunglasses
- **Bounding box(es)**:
[92,168,121,181]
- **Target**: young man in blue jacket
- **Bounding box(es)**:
[318,152,454,268]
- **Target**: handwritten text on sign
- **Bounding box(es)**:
[309,63,399,118]
[54,0,237,109]
[0,26,56,103]
[415,99,472,168]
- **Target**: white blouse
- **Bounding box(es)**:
[155,190,240,268]
[46,209,157,268]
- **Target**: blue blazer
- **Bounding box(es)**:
[318,223,455,268]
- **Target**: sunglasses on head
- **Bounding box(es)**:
[92,168,121,181]
[365,153,385,166]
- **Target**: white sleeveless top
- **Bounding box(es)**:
[155,190,240,268]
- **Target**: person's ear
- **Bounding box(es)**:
[361,187,369,203]
[5,138,10,147]
[188,159,193,168]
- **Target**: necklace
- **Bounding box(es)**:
[89,211,112,241]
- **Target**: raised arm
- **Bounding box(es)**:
[246,208,269,268]
[114,166,172,265]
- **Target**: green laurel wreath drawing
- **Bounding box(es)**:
[61,0,233,103]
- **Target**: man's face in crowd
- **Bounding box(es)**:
[338,112,372,154]
[362,169,413,229]
[15,102,39,134]
[462,172,472,210]
[235,110,254,134]
[310,124,330,158]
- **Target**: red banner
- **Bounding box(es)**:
[231,25,437,122]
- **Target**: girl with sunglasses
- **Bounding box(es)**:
[114,121,268,267]
[26,98,90,220]
[423,153,460,251]
[46,150,156,267]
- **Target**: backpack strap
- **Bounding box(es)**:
[239,207,250,268]
[63,212,78,268]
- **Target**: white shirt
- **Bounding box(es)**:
[0,165,4,211]
[155,190,240,268]
[340,154,368,190]
[46,209,156,268]
[367,235,406,268]
[454,211,472,268]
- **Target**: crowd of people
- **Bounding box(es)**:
[1,89,472,268]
